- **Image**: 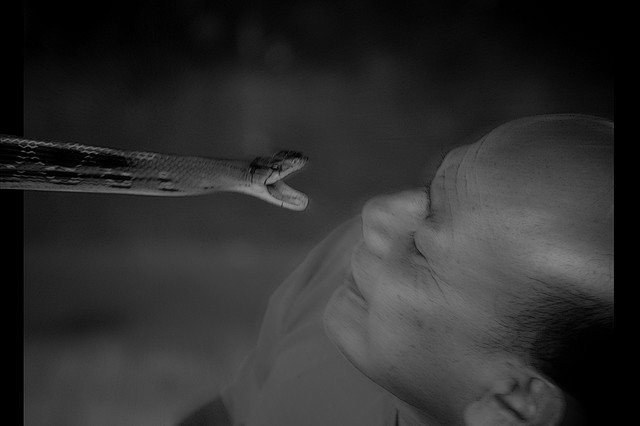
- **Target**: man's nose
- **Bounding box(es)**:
[361,189,428,258]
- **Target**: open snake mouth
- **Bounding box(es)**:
[250,150,309,211]
[267,159,309,210]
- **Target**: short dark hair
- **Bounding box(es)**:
[499,284,614,425]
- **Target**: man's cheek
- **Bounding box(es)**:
[367,289,427,350]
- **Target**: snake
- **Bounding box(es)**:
[0,135,308,211]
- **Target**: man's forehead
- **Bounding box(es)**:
[419,114,613,219]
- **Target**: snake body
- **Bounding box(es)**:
[0,136,308,210]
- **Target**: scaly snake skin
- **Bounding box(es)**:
[0,135,308,210]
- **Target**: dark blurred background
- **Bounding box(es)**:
[22,1,613,425]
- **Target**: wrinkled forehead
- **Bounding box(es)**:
[431,115,614,292]
[435,115,613,208]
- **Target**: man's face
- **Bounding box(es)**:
[323,115,613,425]
[324,142,513,423]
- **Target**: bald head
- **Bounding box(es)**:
[456,114,613,298]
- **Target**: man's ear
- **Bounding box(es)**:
[464,371,565,426]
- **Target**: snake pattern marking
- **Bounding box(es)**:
[0,135,308,211]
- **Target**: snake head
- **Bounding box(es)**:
[248,150,309,211]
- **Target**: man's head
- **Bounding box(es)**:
[323,114,614,426]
